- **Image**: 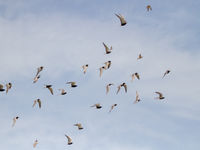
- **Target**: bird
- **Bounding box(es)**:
[104,61,111,69]
[44,85,53,95]
[65,135,73,145]
[134,73,140,80]
[109,104,117,113]
[6,83,12,94]
[106,83,114,94]
[146,5,152,11]
[74,123,83,130]
[162,70,170,78]
[0,84,5,92]
[115,13,127,26]
[91,103,102,109]
[35,66,44,77]
[82,64,89,74]
[117,83,127,94]
[99,66,106,77]
[134,91,141,104]
[33,139,38,148]
[12,116,19,127]
[59,89,67,95]
[137,54,143,60]
[103,42,112,54]
[33,75,40,83]
[66,82,77,87]
[155,92,165,100]
[32,99,41,108]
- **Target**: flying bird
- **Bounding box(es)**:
[146,5,152,11]
[35,66,44,77]
[12,116,19,127]
[106,83,114,94]
[155,92,165,100]
[91,103,102,109]
[104,61,111,69]
[117,83,127,94]
[66,82,77,87]
[134,91,141,104]
[103,42,112,54]
[5,83,12,94]
[65,135,73,145]
[137,54,143,60]
[162,70,170,78]
[99,66,106,77]
[33,139,38,148]
[33,75,40,83]
[109,104,117,113]
[115,13,127,26]
[82,64,89,74]
[45,85,53,95]
[0,84,5,92]
[32,99,41,108]
[74,123,83,130]
[59,89,67,95]
[134,73,140,80]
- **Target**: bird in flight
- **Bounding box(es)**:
[109,104,117,113]
[134,91,141,104]
[33,75,40,83]
[82,64,89,74]
[33,139,38,148]
[146,5,152,11]
[44,85,53,95]
[132,73,140,82]
[74,123,84,130]
[91,103,102,109]
[35,66,44,77]
[115,13,127,26]
[103,42,112,54]
[99,66,106,77]
[12,116,19,127]
[104,61,111,70]
[106,83,114,94]
[66,82,77,87]
[6,83,12,94]
[155,92,165,100]
[137,54,143,60]
[65,135,73,145]
[32,99,41,108]
[59,89,67,95]
[162,70,170,78]
[0,84,5,92]
[117,83,127,94]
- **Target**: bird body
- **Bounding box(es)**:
[99,66,105,77]
[33,75,40,83]
[134,91,141,104]
[12,116,19,127]
[59,89,67,95]
[0,84,5,92]
[35,66,44,77]
[106,83,114,94]
[104,61,111,69]
[33,139,38,148]
[162,70,170,78]
[45,85,53,95]
[109,104,117,113]
[146,5,152,11]
[137,54,143,60]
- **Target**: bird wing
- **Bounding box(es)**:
[103,42,109,53]
[106,85,109,94]
[6,84,9,94]
[48,87,53,95]
[117,85,121,94]
[65,135,72,143]
[99,67,103,77]
[131,74,135,82]
[37,99,41,108]
[135,73,140,80]
[123,84,127,93]
[115,14,126,25]
[33,140,38,148]
[32,100,37,107]
[12,118,16,127]
[155,92,163,97]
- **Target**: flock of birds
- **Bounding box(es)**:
[0,4,172,148]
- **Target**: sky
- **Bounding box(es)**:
[0,0,200,149]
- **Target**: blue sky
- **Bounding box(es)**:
[0,0,200,150]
